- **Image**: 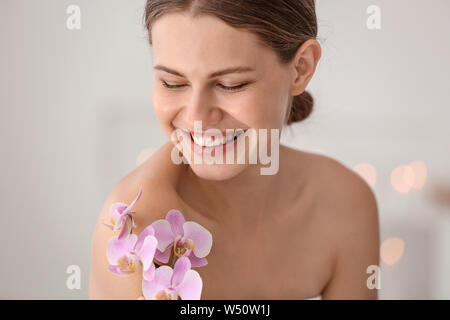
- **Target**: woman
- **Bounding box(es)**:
[89,0,380,300]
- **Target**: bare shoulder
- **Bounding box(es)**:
[282,145,379,233]
[89,141,183,299]
[313,154,380,299]
[309,151,379,222]
[284,146,378,210]
[284,146,380,299]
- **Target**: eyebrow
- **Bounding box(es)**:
[153,65,255,78]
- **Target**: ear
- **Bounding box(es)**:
[289,39,322,96]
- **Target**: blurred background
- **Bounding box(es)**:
[1,0,449,299]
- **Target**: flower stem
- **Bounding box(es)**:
[170,255,177,268]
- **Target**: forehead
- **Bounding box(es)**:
[151,12,276,75]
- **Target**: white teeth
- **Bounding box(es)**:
[192,129,246,147]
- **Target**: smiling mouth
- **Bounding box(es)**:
[188,129,248,148]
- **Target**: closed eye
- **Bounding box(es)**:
[160,80,250,92]
[218,83,249,91]
[161,81,185,89]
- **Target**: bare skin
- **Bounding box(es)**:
[89,141,380,299]
[89,11,380,299]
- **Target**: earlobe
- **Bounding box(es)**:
[290,39,322,96]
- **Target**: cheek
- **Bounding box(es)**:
[259,82,290,128]
[219,95,259,125]
[262,94,288,127]
[152,87,180,134]
[225,90,287,129]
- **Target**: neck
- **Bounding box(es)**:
[183,151,285,233]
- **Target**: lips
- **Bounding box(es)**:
[188,129,245,138]
[189,129,246,148]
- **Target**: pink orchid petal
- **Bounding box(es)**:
[114,212,136,233]
[172,256,191,287]
[166,209,185,237]
[188,253,208,267]
[142,266,173,300]
[176,269,203,300]
[155,246,172,264]
[142,262,156,281]
[110,202,128,221]
[154,266,173,288]
[151,219,175,252]
[138,235,157,272]
[117,215,134,240]
[183,221,213,258]
[106,234,138,265]
[137,296,145,300]
[135,225,155,253]
[122,187,142,215]
[114,212,131,232]
[107,265,131,276]
[142,279,166,300]
[117,221,127,239]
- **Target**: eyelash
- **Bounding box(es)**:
[160,80,249,92]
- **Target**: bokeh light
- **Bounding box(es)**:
[391,165,415,193]
[391,161,428,193]
[380,237,405,265]
[410,161,427,190]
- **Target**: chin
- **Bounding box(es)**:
[188,162,249,181]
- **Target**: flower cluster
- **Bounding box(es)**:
[103,187,213,300]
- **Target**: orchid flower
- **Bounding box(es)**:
[151,209,212,267]
[142,256,202,300]
[107,225,158,281]
[103,187,142,239]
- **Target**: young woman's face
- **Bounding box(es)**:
[151,12,293,180]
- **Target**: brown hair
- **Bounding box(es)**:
[144,0,318,125]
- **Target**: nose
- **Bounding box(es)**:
[184,87,222,127]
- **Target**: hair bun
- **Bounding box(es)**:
[287,90,314,125]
